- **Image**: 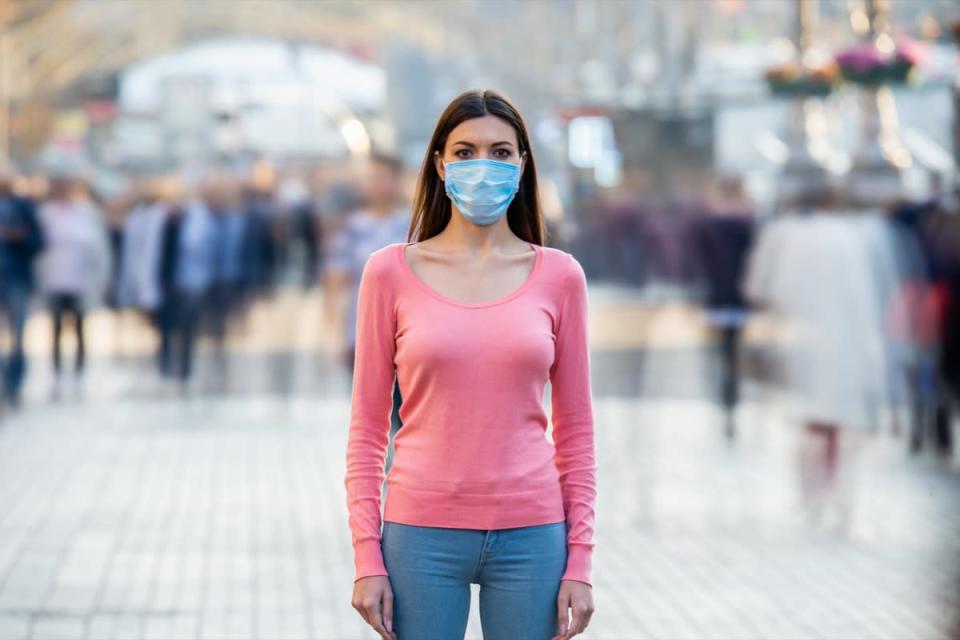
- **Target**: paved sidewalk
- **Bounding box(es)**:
[0,392,957,640]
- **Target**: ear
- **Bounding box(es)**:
[519,150,528,178]
[433,150,445,182]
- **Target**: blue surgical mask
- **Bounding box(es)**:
[442,158,522,226]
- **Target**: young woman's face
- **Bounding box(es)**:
[434,115,526,181]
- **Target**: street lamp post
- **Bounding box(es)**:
[845,0,912,206]
[777,0,837,207]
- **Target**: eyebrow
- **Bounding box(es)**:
[451,140,515,148]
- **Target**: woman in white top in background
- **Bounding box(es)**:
[744,201,904,530]
[37,176,111,396]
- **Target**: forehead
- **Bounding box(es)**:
[446,115,518,147]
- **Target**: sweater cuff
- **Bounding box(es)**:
[353,538,389,582]
[561,543,593,586]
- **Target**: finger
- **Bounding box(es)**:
[382,590,395,637]
[357,606,372,629]
[371,619,391,640]
[555,594,571,639]
[558,606,581,639]
[371,593,398,640]
[569,603,589,637]
[366,607,391,640]
[580,608,594,633]
[362,601,386,636]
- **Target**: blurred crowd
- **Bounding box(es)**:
[566,175,959,525]
[575,177,958,459]
[0,153,416,406]
[1,155,958,480]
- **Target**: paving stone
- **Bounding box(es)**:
[0,336,957,640]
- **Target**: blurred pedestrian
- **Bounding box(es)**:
[204,174,248,388]
[919,199,960,457]
[277,168,319,287]
[0,167,44,408]
[745,204,903,530]
[167,183,216,388]
[115,180,167,324]
[324,153,411,377]
[692,174,757,436]
[886,196,948,454]
[37,177,111,397]
[324,152,411,467]
[240,181,278,300]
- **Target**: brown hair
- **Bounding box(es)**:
[409,89,544,245]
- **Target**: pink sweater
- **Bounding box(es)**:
[344,241,597,586]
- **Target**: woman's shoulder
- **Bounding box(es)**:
[361,242,405,281]
[369,241,404,263]
[537,244,586,285]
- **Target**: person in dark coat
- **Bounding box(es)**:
[156,202,184,380]
[0,169,45,407]
[915,199,960,457]
[691,176,756,436]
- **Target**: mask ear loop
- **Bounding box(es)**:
[434,150,446,181]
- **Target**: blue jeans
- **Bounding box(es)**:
[381,520,568,640]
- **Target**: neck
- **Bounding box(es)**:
[439,207,517,255]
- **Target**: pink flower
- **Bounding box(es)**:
[835,37,927,73]
[893,37,926,66]
[835,44,885,71]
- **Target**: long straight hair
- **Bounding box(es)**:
[409,89,545,245]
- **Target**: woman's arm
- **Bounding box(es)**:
[344,251,397,582]
[550,254,598,587]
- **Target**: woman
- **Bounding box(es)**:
[37,176,111,394]
[345,89,597,640]
[744,200,902,530]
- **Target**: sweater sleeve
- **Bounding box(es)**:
[550,254,598,586]
[344,251,397,582]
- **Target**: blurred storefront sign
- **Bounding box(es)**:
[84,100,117,125]
[611,106,716,198]
[50,110,88,156]
[111,115,166,168]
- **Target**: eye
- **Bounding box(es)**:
[493,148,511,159]
[455,149,473,159]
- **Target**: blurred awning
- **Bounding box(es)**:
[0,0,457,103]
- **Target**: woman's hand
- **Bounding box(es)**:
[351,575,397,640]
[553,579,595,639]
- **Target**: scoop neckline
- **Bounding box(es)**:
[397,241,543,309]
